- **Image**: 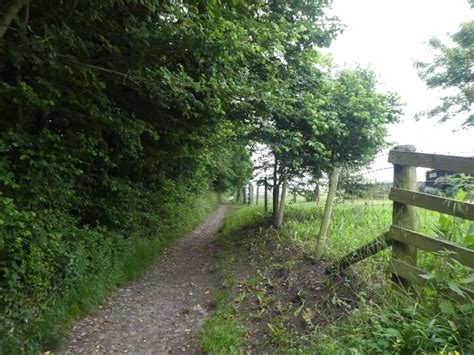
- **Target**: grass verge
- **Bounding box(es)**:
[2,192,219,354]
[200,202,474,354]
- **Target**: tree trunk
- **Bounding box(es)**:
[273,184,279,224]
[315,166,341,260]
[0,0,30,39]
[314,182,320,203]
[264,179,268,212]
[256,185,259,205]
[236,186,241,203]
[248,184,252,205]
[275,173,288,228]
[272,157,279,225]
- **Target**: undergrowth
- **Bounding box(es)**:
[200,202,474,354]
[1,192,219,354]
[199,206,258,354]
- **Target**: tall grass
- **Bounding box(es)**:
[201,200,474,353]
[3,192,219,354]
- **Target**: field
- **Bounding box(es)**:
[200,199,474,354]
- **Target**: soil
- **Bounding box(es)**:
[222,230,360,352]
[59,204,232,355]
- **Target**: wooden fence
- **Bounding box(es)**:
[328,145,474,296]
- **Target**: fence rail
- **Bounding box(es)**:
[388,150,474,174]
[389,187,474,220]
[329,145,474,296]
[388,225,474,268]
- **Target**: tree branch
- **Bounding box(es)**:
[0,0,30,39]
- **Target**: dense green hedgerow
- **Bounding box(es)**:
[0,190,218,353]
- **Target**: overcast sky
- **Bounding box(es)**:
[327,0,474,181]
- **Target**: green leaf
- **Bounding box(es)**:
[460,273,474,284]
[384,328,401,338]
[465,234,474,249]
[447,281,465,296]
[439,300,455,315]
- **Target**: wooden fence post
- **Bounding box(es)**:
[315,166,341,259]
[391,144,418,287]
[264,179,268,212]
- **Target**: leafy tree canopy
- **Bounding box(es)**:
[415,1,474,127]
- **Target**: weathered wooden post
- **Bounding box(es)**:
[256,185,259,205]
[391,145,418,287]
[315,166,341,259]
[264,179,268,212]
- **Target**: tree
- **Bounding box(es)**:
[314,68,402,259]
[0,1,342,349]
[248,56,333,227]
[415,0,474,127]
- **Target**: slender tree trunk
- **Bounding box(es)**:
[272,157,279,225]
[264,179,268,212]
[273,184,279,224]
[314,182,320,203]
[0,0,30,39]
[236,186,241,203]
[275,173,288,228]
[256,185,259,205]
[293,188,296,203]
[315,166,341,259]
[248,184,252,205]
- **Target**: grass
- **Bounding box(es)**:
[6,192,220,354]
[199,205,266,354]
[200,200,474,354]
[200,311,244,354]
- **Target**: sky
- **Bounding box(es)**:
[327,0,474,181]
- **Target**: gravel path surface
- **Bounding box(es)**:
[60,204,231,354]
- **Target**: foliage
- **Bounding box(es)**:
[0,0,354,351]
[212,144,253,194]
[415,1,474,127]
[202,202,474,353]
[200,312,244,355]
[321,68,401,167]
[250,65,401,227]
[0,192,219,353]
[322,292,474,354]
[199,206,260,354]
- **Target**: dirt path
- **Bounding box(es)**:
[60,204,231,354]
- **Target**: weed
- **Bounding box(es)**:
[200,201,474,354]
